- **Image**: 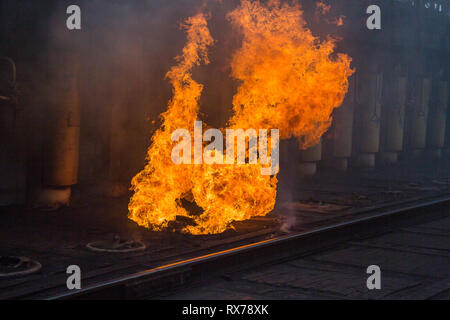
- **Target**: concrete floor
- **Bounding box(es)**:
[163,211,450,300]
[1,161,449,298]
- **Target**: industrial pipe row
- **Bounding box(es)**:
[298,66,449,175]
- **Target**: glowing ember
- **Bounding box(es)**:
[128,0,353,235]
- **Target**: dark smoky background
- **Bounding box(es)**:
[67,0,242,193]
[0,0,448,207]
[0,0,244,202]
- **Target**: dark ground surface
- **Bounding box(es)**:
[162,208,450,300]
[1,159,450,299]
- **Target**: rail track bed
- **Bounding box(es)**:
[54,194,450,299]
[165,200,450,300]
[0,165,449,299]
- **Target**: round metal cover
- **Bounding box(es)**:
[87,235,146,253]
[0,256,42,278]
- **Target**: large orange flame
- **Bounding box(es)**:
[228,0,353,147]
[128,0,353,235]
[128,13,213,231]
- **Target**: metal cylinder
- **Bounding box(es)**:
[404,77,431,158]
[322,76,356,171]
[43,52,80,187]
[427,80,448,159]
[297,141,322,176]
[35,51,80,209]
[378,75,407,165]
[445,82,450,158]
[32,4,83,209]
[352,72,383,169]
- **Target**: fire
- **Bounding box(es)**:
[228,0,352,148]
[316,2,331,15]
[128,0,353,235]
[335,16,345,27]
[128,13,213,232]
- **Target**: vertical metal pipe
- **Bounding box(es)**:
[43,52,80,186]
[35,51,80,210]
[404,77,431,160]
[427,80,448,160]
[445,82,450,158]
[352,71,383,169]
[322,75,356,171]
[33,4,81,210]
[378,68,408,165]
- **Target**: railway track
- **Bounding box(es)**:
[46,193,450,300]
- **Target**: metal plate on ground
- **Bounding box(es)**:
[0,256,42,278]
[87,236,146,253]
